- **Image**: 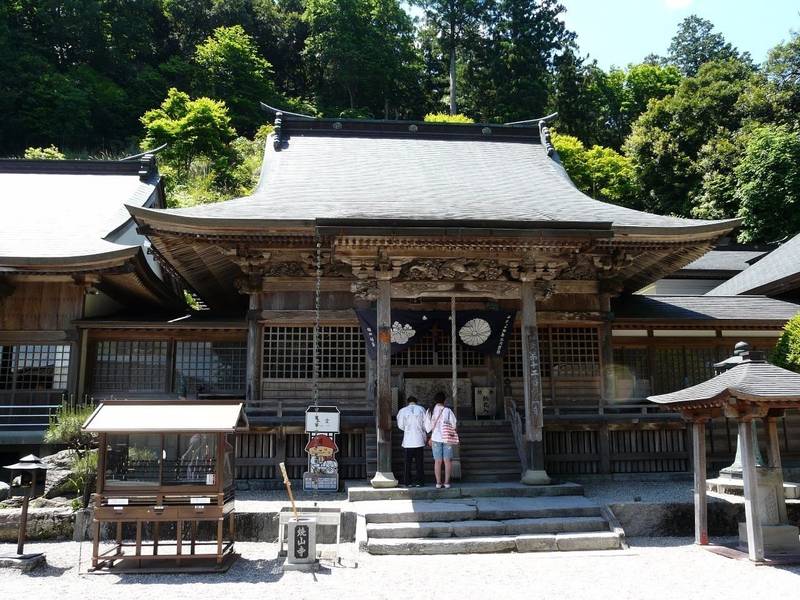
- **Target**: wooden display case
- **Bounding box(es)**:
[82,401,248,572]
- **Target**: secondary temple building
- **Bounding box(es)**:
[2,114,800,484]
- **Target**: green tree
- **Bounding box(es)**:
[773,313,800,373]
[552,132,638,207]
[303,0,420,117]
[140,88,237,178]
[667,15,748,76]
[194,25,277,134]
[423,112,474,123]
[690,132,743,221]
[481,0,574,124]
[23,145,65,160]
[414,0,492,115]
[736,124,800,243]
[624,59,754,215]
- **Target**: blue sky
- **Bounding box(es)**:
[561,0,800,69]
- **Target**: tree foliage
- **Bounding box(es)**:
[667,15,748,76]
[624,59,755,215]
[141,88,237,180]
[551,132,638,207]
[194,25,277,134]
[773,313,800,373]
[423,112,474,123]
[735,124,800,243]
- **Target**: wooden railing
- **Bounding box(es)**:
[503,397,528,474]
[0,391,64,433]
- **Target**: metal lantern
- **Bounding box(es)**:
[3,454,48,557]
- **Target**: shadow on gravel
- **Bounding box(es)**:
[109,557,340,586]
[624,536,696,548]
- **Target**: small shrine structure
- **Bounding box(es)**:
[82,400,248,571]
[648,346,800,562]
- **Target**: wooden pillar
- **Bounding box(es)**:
[739,418,764,562]
[520,278,550,485]
[245,291,263,407]
[766,415,783,472]
[599,294,615,407]
[692,420,709,545]
[370,274,397,487]
[765,414,789,523]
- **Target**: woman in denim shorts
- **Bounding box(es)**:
[425,391,457,489]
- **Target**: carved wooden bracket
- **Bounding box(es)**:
[351,279,378,300]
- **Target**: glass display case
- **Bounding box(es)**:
[82,401,248,572]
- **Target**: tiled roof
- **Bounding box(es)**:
[649,360,800,405]
[680,250,766,273]
[138,117,736,234]
[0,159,158,264]
[612,295,800,322]
[707,233,800,296]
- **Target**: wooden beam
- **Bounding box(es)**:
[739,418,764,562]
[260,309,358,325]
[692,420,709,545]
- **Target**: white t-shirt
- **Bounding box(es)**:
[425,405,457,443]
[397,403,427,448]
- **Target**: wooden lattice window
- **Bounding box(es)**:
[92,341,168,393]
[174,341,246,395]
[390,328,486,368]
[503,328,552,379]
[0,344,71,391]
[612,347,651,400]
[262,326,365,379]
[550,327,599,377]
[653,345,719,394]
[392,331,436,367]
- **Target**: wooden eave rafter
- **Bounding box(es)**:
[131,203,734,306]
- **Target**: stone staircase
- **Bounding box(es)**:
[349,482,626,555]
[367,420,523,482]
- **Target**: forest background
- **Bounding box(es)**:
[3,1,800,244]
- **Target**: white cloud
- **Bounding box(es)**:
[663,0,694,9]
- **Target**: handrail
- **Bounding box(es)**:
[503,397,528,474]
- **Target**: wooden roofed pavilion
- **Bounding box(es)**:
[649,348,800,561]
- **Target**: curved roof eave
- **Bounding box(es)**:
[128,203,739,240]
[0,245,140,269]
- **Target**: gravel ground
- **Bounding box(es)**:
[2,537,799,600]
[579,479,695,504]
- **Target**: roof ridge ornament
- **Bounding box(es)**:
[539,120,555,157]
[273,111,283,151]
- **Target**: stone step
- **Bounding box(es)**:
[348,482,584,502]
[366,531,623,555]
[358,495,602,524]
[367,516,608,539]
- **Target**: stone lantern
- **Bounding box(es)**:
[1,454,49,571]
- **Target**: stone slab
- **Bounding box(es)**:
[473,496,602,521]
[347,482,584,502]
[555,531,621,551]
[357,500,477,524]
[450,520,507,538]
[367,536,517,555]
[515,534,557,552]
[739,523,800,553]
[0,553,46,572]
[501,516,608,535]
[366,521,455,539]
